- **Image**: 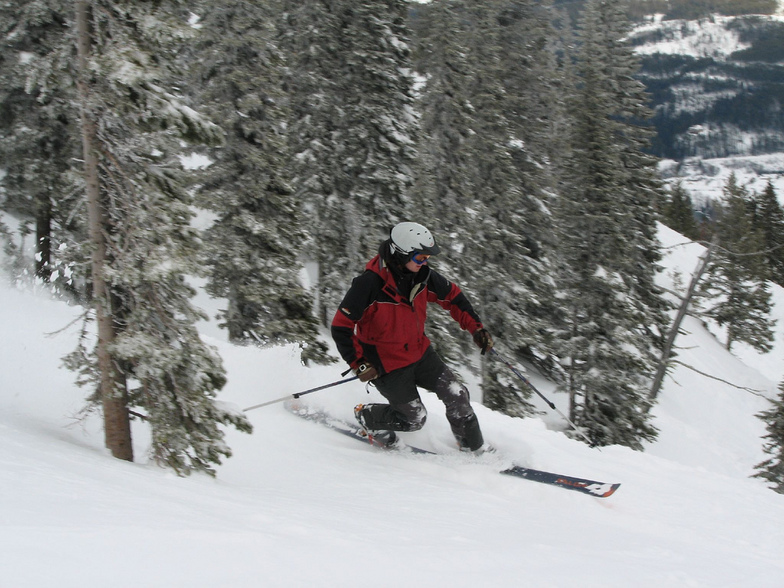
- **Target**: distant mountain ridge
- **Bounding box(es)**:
[627,0,780,20]
[554,0,781,22]
[552,1,784,162]
[629,13,784,160]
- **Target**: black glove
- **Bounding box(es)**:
[472,328,494,355]
[354,359,379,382]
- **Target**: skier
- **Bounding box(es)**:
[331,221,494,451]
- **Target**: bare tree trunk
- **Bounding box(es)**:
[34,191,51,282]
[568,372,577,422]
[567,320,578,422]
[649,235,718,401]
[75,0,133,461]
[226,284,244,342]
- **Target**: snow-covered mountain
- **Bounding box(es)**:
[2,223,784,587]
[627,10,784,203]
[630,13,784,160]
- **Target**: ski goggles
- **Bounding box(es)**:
[411,251,431,265]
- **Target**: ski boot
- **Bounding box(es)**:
[354,404,398,448]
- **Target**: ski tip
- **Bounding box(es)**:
[596,483,621,498]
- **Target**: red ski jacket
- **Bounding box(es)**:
[331,254,484,375]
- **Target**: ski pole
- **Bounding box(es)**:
[242,375,359,413]
[490,348,595,447]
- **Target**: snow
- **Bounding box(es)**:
[660,152,784,207]
[631,11,784,60]
[179,152,212,170]
[633,15,750,61]
[2,223,784,587]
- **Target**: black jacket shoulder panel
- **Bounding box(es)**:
[426,268,453,300]
[336,270,385,321]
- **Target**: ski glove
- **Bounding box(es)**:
[354,360,379,382]
[472,328,494,355]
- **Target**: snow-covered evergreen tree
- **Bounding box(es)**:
[407,0,481,367]
[752,181,784,287]
[69,0,251,474]
[553,0,666,449]
[663,181,699,241]
[411,0,564,417]
[190,1,330,364]
[279,0,345,325]
[0,0,85,291]
[755,381,784,494]
[409,0,475,235]
[282,0,419,324]
[474,0,566,416]
[696,174,775,353]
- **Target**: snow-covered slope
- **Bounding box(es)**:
[659,152,784,206]
[2,225,784,587]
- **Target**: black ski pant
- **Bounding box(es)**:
[360,346,484,451]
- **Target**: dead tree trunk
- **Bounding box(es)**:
[75,0,133,461]
[650,235,718,402]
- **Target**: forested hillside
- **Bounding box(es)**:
[2,0,783,488]
[552,0,784,160]
[631,13,784,159]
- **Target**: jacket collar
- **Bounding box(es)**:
[368,255,430,303]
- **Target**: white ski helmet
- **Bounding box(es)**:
[390,222,441,256]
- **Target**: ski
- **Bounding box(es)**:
[285,401,620,498]
[500,465,621,498]
[285,400,435,454]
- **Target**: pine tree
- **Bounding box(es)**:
[282,0,419,325]
[553,0,666,449]
[279,0,345,325]
[479,1,565,417]
[190,1,330,364]
[0,0,85,291]
[407,0,480,367]
[414,0,564,417]
[752,181,784,287]
[663,181,699,240]
[70,0,251,474]
[696,174,775,353]
[409,0,476,235]
[754,381,784,494]
[600,0,669,343]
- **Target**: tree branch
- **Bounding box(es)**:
[670,359,768,397]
